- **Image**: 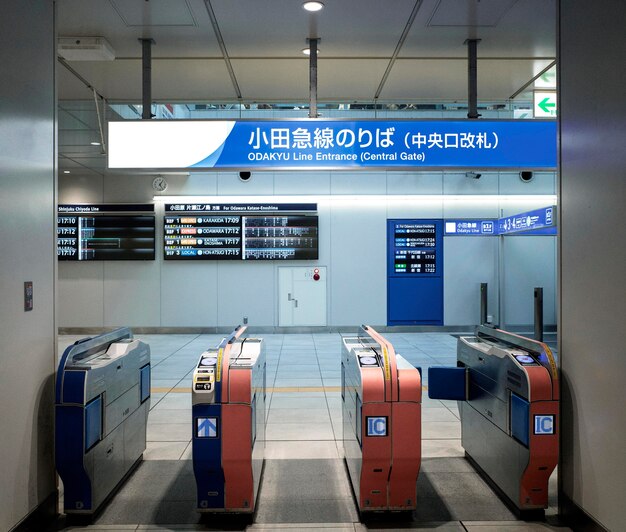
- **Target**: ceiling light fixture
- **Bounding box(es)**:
[302,47,320,56]
[90,141,101,146]
[63,170,71,174]
[303,1,324,12]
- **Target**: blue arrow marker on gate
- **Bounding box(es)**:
[198,417,217,438]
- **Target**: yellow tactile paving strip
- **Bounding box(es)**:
[151,386,342,393]
[151,385,429,394]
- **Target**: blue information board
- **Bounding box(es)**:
[498,206,556,235]
[387,220,443,326]
[444,206,557,236]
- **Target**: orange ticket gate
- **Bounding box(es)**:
[192,326,266,513]
[428,325,559,516]
[341,325,422,513]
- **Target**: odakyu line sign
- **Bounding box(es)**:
[108,119,557,171]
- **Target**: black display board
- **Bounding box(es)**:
[57,204,155,261]
[392,223,437,274]
[164,206,318,260]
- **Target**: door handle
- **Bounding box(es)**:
[294,300,298,308]
[287,292,293,301]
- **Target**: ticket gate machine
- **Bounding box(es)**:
[428,325,558,514]
[192,325,266,513]
[55,327,151,515]
[342,325,422,512]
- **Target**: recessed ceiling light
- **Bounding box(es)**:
[303,1,324,12]
[90,141,101,146]
[63,170,71,174]
[302,47,320,56]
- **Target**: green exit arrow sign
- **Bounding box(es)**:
[534,91,557,117]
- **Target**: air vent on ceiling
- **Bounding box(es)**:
[58,37,115,61]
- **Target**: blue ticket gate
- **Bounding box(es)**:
[55,327,151,515]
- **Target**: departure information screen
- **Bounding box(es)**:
[393,223,437,274]
[164,204,318,260]
[57,204,155,261]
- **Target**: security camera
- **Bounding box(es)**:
[239,171,252,182]
[519,171,534,182]
[465,171,481,180]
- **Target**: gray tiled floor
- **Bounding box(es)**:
[56,332,565,531]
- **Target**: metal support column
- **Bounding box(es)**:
[308,38,319,119]
[465,39,481,119]
[534,287,544,342]
[480,283,488,325]
[139,38,155,120]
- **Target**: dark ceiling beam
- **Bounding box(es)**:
[374,0,424,101]
[509,60,556,100]
[203,0,242,100]
[58,56,106,101]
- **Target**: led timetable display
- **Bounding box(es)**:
[387,219,444,326]
[393,223,437,274]
[164,205,318,260]
[57,205,155,261]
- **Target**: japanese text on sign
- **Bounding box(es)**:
[247,126,499,164]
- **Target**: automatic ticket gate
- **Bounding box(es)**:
[341,325,422,512]
[428,325,558,514]
[55,327,151,515]
[192,325,266,513]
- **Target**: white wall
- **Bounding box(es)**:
[0,1,57,529]
[559,2,626,530]
[502,236,557,328]
[59,170,556,329]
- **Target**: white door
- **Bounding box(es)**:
[278,267,327,326]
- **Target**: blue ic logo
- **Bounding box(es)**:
[481,221,494,234]
[534,415,554,435]
[197,417,218,438]
[546,208,553,225]
[367,417,387,437]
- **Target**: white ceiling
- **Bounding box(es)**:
[56,0,556,175]
[57,0,556,102]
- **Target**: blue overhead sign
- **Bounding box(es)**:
[498,206,556,235]
[445,220,496,235]
[108,119,557,170]
[445,207,557,236]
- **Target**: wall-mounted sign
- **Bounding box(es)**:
[445,207,557,236]
[534,91,557,118]
[387,219,444,326]
[165,203,316,213]
[444,220,496,235]
[108,119,557,171]
[164,204,318,260]
[498,206,556,235]
[58,204,154,213]
[57,204,155,261]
